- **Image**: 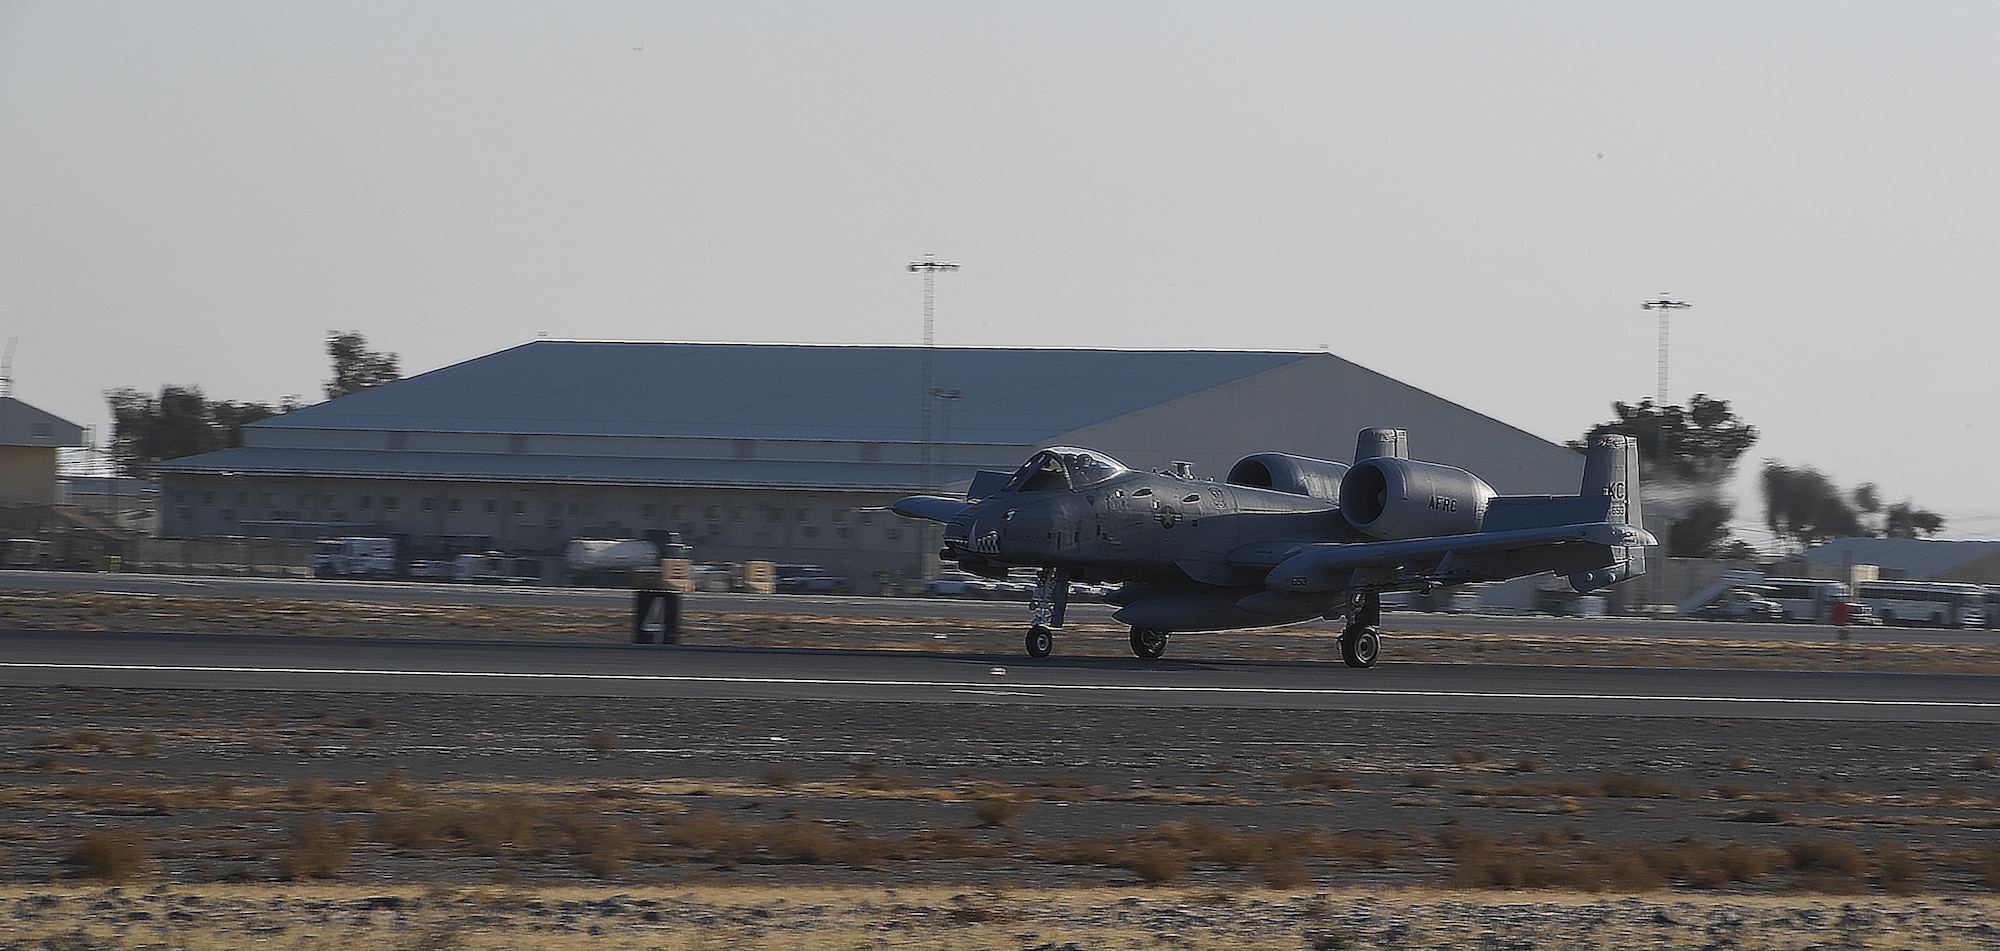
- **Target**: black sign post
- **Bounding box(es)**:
[633,589,681,644]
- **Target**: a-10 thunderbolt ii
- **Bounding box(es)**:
[892,429,1654,667]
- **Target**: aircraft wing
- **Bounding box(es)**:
[1238,522,1655,593]
[890,495,972,523]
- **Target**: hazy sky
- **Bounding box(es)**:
[3,3,1995,541]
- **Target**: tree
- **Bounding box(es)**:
[1760,463,1861,550]
[1882,501,1945,539]
[105,385,279,477]
[325,331,400,400]
[1574,394,1759,559]
[1761,463,1948,551]
[1574,394,1758,482]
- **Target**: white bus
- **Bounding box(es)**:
[1758,578,1851,624]
[1854,580,1987,629]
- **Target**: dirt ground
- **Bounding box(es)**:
[4,590,2000,948]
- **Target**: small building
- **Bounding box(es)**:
[155,341,1588,586]
[58,474,159,533]
[0,396,85,506]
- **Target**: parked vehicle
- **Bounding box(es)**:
[773,564,850,593]
[1855,580,1987,628]
[922,569,998,598]
[1695,586,1784,622]
[1757,578,1885,624]
[452,551,527,584]
[564,538,660,587]
[311,537,397,579]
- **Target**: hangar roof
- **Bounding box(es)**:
[0,397,84,448]
[166,446,912,490]
[254,341,1312,445]
[1802,537,2000,579]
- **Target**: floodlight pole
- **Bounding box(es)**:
[1640,294,1691,405]
[908,255,959,494]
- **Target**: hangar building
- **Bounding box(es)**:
[0,396,85,507]
[155,341,1586,587]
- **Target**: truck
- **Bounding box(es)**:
[311,537,397,579]
[1695,586,1784,622]
[563,538,661,588]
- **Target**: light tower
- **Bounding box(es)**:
[1640,294,1691,404]
[907,254,959,493]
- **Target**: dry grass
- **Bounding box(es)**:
[1443,830,1788,891]
[64,831,152,883]
[277,814,356,880]
[1281,767,1355,791]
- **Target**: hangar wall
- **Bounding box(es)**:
[155,344,1585,587]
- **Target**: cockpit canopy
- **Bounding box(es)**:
[1001,447,1128,493]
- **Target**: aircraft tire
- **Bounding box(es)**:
[1026,625,1055,659]
[1340,626,1380,669]
[1129,626,1170,660]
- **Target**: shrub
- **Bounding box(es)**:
[1449,748,1490,766]
[1256,856,1314,888]
[585,730,619,753]
[460,798,539,854]
[762,765,798,788]
[555,815,636,878]
[67,831,151,883]
[1978,847,2000,891]
[1600,773,1674,799]
[1406,771,1441,788]
[1121,843,1188,884]
[972,797,1024,828]
[278,815,353,880]
[1281,769,1354,792]
[1725,806,1793,824]
[1160,819,1264,868]
[1788,839,1868,877]
[1874,843,1923,895]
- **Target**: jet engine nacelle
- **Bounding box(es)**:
[1339,458,1495,540]
[1226,452,1350,501]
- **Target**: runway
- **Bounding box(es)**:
[4,629,1996,722]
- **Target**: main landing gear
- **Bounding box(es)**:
[1129,626,1170,660]
[1341,590,1382,669]
[1024,567,1069,659]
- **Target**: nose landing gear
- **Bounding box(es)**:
[1022,567,1070,659]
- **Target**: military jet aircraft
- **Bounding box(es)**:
[892,429,1654,666]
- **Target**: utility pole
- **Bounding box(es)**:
[907,255,959,494]
[1640,294,1691,405]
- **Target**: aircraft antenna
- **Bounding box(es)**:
[1639,294,1690,404]
[907,255,959,494]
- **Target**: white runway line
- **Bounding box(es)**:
[4,661,1997,709]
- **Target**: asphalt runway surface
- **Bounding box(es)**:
[5,629,1999,723]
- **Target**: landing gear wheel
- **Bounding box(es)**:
[1025,625,1054,659]
[1340,626,1380,668]
[1130,626,1170,660]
